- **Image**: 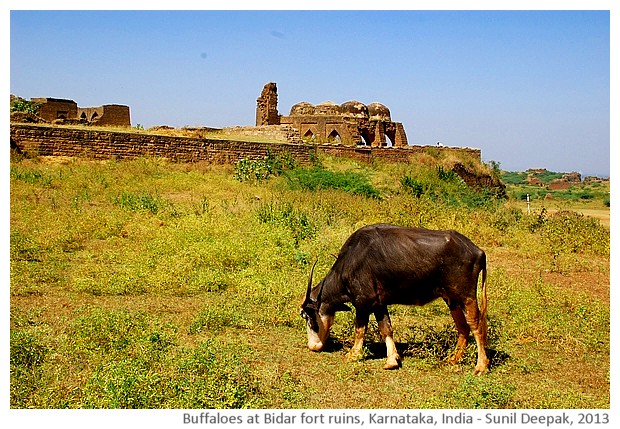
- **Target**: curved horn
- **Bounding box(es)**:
[306,259,318,302]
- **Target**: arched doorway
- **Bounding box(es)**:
[360,130,372,146]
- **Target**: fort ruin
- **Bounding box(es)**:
[13,96,131,127]
[256,82,409,147]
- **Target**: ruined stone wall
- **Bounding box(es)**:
[316,144,481,164]
[280,114,357,144]
[77,105,131,127]
[222,125,303,144]
[9,124,314,164]
[10,124,481,168]
[32,98,78,122]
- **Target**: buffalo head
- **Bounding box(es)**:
[300,260,349,351]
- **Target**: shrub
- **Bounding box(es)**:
[71,308,151,353]
[400,175,425,198]
[234,150,297,183]
[114,191,165,214]
[10,330,50,407]
[10,330,49,368]
[83,357,166,408]
[284,167,381,199]
[171,340,259,408]
[10,166,52,186]
[11,98,41,115]
[539,210,609,270]
[256,201,316,246]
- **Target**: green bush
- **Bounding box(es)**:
[255,201,316,246]
[10,330,50,407]
[71,308,152,353]
[400,175,425,198]
[234,150,297,183]
[10,330,49,368]
[114,191,165,214]
[83,357,166,408]
[284,166,381,199]
[11,99,41,115]
[539,210,609,270]
[10,166,52,186]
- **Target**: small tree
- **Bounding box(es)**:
[11,99,41,116]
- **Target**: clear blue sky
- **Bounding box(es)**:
[9,8,612,177]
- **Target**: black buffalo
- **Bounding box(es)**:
[300,224,489,374]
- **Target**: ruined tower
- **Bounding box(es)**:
[256,82,280,126]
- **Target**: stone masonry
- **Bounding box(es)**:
[29,97,130,127]
[256,82,408,147]
[10,123,480,167]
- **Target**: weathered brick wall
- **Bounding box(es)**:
[316,144,481,164]
[9,124,314,164]
[78,105,131,127]
[10,124,481,167]
[222,125,302,144]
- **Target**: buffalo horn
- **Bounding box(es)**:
[306,259,318,302]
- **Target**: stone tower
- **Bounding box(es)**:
[256,82,280,126]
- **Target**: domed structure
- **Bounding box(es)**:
[340,100,369,119]
[367,103,391,122]
[314,101,340,115]
[256,82,408,147]
[289,102,315,116]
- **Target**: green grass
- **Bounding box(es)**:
[10,154,609,409]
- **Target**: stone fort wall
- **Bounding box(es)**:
[10,123,481,166]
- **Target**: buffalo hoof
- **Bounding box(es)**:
[383,356,401,370]
[447,348,466,364]
[473,365,488,376]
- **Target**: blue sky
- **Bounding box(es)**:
[8,7,613,177]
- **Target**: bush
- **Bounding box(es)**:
[10,330,49,368]
[234,150,297,183]
[10,166,52,186]
[11,99,41,115]
[284,167,381,199]
[401,170,498,210]
[10,330,50,407]
[400,175,425,198]
[256,201,317,246]
[539,210,609,270]
[114,191,165,214]
[171,340,259,408]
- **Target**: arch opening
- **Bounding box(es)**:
[327,130,341,143]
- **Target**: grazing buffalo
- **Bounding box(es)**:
[300,224,489,374]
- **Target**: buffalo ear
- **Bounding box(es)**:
[335,303,352,312]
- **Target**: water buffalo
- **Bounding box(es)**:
[300,224,489,374]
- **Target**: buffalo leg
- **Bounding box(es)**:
[375,307,401,370]
[346,311,369,362]
[447,306,470,364]
[463,297,489,375]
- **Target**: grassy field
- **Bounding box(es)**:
[10,153,609,409]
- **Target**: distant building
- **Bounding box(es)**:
[30,97,131,127]
[256,82,408,147]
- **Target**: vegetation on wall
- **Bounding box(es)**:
[10,98,41,116]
